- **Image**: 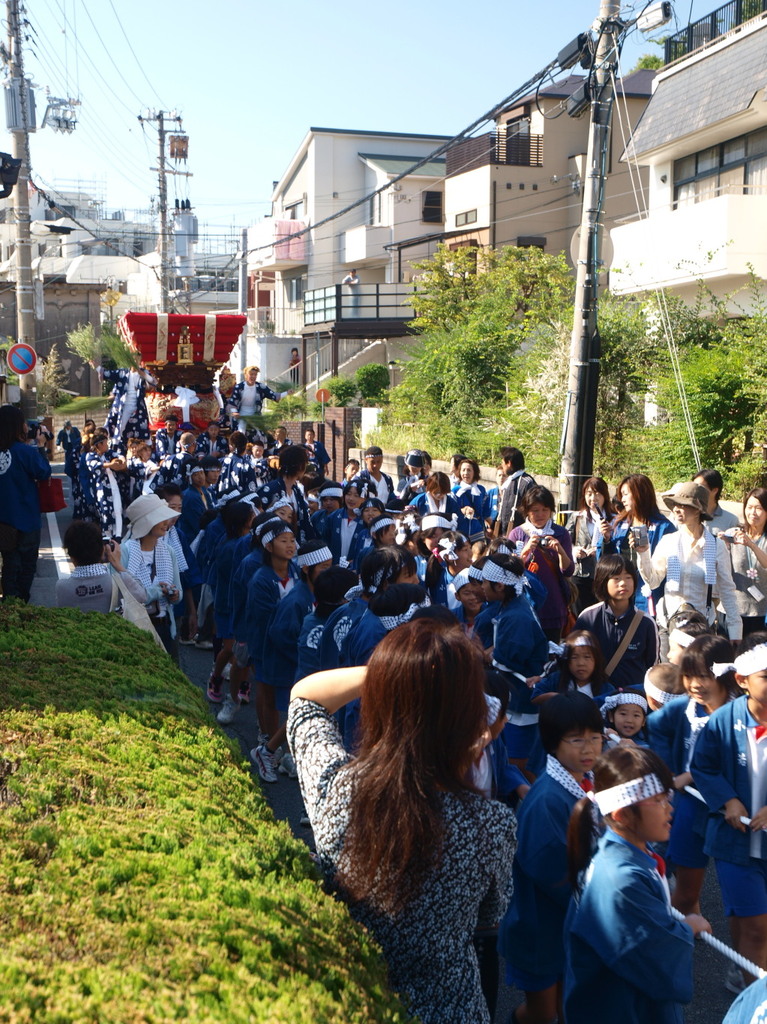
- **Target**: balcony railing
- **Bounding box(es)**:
[303,283,415,326]
[251,305,304,336]
[446,130,544,177]
[664,0,767,62]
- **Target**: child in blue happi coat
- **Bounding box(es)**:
[501,692,604,1024]
[648,634,739,918]
[692,631,767,989]
[565,746,711,1024]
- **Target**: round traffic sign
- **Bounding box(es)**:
[7,342,37,375]
[315,387,330,403]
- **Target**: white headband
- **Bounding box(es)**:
[482,559,525,595]
[370,516,396,535]
[468,564,484,582]
[268,495,293,512]
[643,673,678,706]
[570,636,595,648]
[452,569,473,592]
[734,643,767,677]
[484,693,502,726]
[712,662,736,678]
[669,628,695,649]
[379,597,430,631]
[321,487,343,500]
[297,546,332,568]
[592,773,666,816]
[437,537,460,562]
[421,513,452,532]
[262,524,294,547]
[601,691,648,716]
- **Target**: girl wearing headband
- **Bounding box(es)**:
[692,630,767,989]
[368,513,398,549]
[565,746,712,1024]
[602,691,650,748]
[246,521,298,783]
[532,630,616,708]
[253,541,334,774]
[410,471,461,523]
[323,478,372,568]
[481,553,548,769]
[648,634,739,918]
[424,530,471,609]
[665,608,711,666]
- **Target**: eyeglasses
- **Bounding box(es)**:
[562,735,604,750]
[642,791,674,807]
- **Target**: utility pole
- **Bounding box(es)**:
[7,0,36,416]
[139,110,189,313]
[559,0,621,513]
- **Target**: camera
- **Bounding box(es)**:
[631,525,649,547]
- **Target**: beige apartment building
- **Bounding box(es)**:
[419,72,655,265]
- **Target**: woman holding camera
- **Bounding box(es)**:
[635,481,741,652]
[599,473,676,615]
[508,485,574,641]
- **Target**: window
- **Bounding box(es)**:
[422,191,443,223]
[286,276,305,307]
[517,236,546,250]
[368,192,382,225]
[455,209,477,227]
[285,200,304,220]
[673,127,767,205]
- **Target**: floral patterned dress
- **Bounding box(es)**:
[287,697,517,1024]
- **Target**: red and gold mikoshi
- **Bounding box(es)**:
[117,311,246,431]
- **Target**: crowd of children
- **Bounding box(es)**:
[58,424,767,1022]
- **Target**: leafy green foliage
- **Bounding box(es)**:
[355,363,391,406]
[37,342,69,413]
[0,603,413,1023]
[326,376,358,407]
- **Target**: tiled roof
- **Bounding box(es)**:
[628,23,767,156]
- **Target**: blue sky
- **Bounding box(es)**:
[19,0,703,249]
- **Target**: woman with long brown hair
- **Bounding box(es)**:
[599,472,677,615]
[288,618,517,1024]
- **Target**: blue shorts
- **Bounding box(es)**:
[715,858,767,917]
[502,722,537,760]
[214,611,233,638]
[668,791,708,869]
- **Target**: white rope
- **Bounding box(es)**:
[612,55,702,470]
[670,906,767,978]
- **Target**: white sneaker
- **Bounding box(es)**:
[216,695,239,726]
[251,744,278,783]
[278,751,298,778]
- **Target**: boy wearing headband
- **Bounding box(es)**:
[692,630,767,990]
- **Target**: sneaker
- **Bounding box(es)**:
[216,695,239,725]
[278,751,298,778]
[222,663,231,680]
[178,636,196,646]
[725,964,745,995]
[257,731,270,746]
[251,744,278,783]
[195,637,214,650]
[207,675,224,703]
[237,685,251,705]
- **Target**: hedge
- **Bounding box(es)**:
[0,603,413,1023]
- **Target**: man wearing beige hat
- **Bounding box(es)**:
[633,481,742,656]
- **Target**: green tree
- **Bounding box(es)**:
[630,53,663,71]
[37,342,68,413]
[355,362,391,406]
[326,375,357,407]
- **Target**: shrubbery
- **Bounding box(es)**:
[0,603,412,1023]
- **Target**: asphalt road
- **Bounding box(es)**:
[27,463,743,1024]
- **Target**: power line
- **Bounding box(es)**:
[106,0,168,109]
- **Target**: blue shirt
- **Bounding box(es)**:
[0,442,51,531]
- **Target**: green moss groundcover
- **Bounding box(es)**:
[0,603,412,1023]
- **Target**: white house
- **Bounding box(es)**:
[609,7,767,311]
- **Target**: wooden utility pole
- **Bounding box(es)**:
[7,0,36,415]
[559,0,621,513]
